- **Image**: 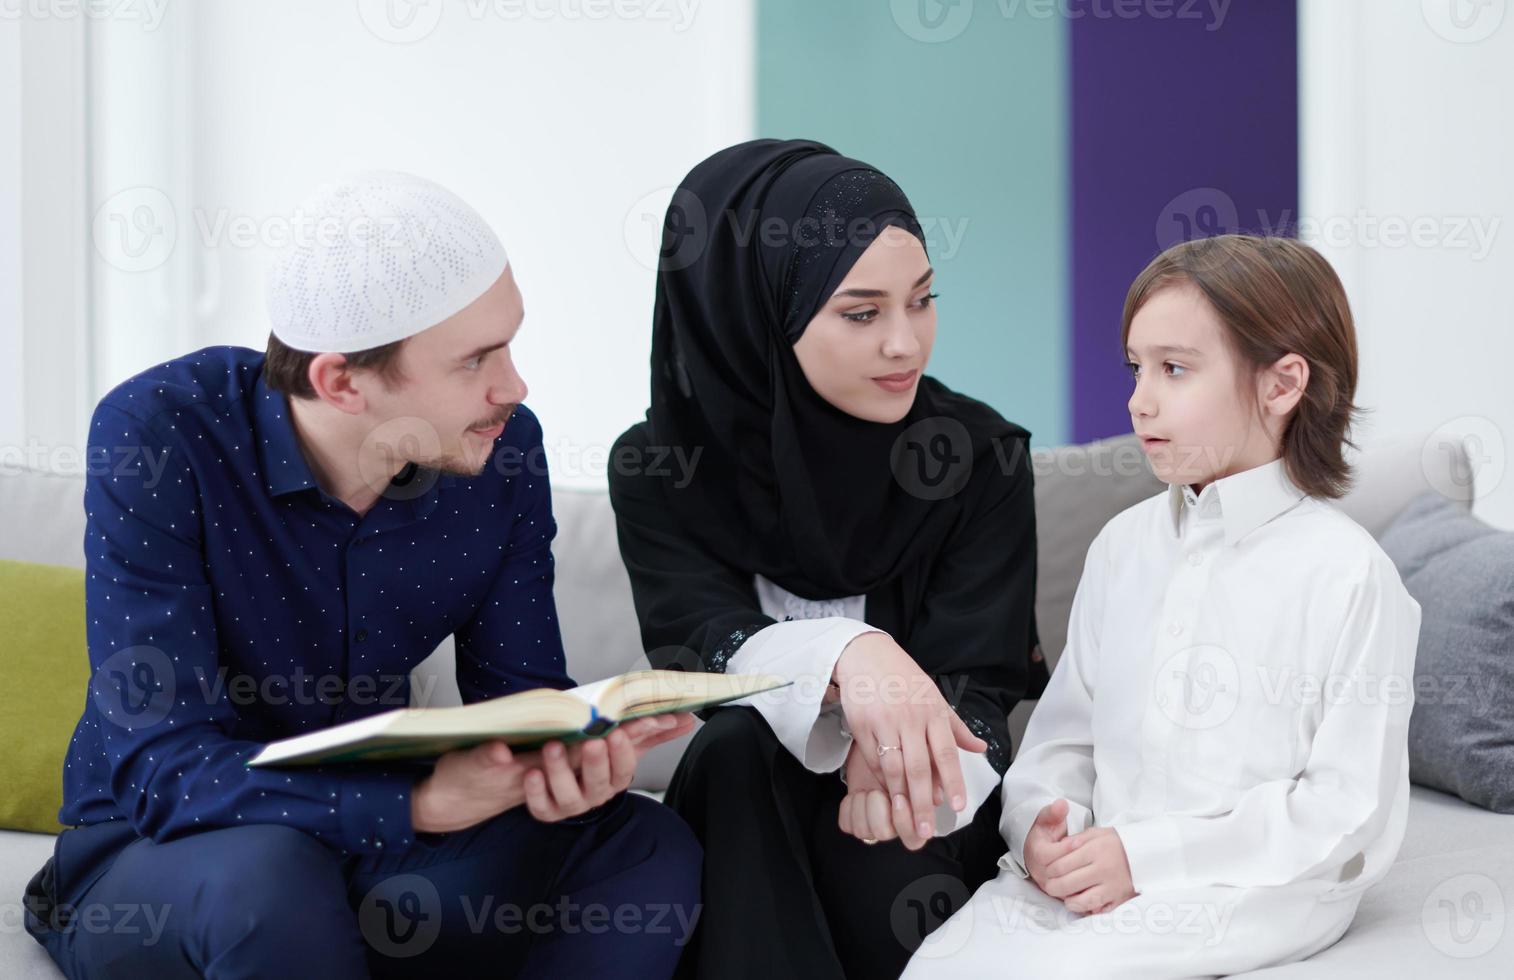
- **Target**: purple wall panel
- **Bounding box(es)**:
[1069,0,1299,441]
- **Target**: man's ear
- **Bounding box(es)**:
[1264,353,1309,418]
[307,353,368,415]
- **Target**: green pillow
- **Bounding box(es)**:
[0,559,90,834]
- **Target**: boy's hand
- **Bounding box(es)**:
[1023,798,1080,890]
[1042,825,1138,915]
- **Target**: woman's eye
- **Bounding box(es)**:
[841,309,878,323]
[914,291,940,309]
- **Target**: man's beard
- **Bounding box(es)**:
[420,405,517,478]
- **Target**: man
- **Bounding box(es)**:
[22,172,701,978]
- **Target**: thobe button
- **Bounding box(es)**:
[1168,622,1184,636]
[354,628,369,643]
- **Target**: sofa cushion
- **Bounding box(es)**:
[1379,492,1514,813]
[0,561,91,834]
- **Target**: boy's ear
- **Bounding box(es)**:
[1264,353,1309,418]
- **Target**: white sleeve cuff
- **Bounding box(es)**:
[1114,816,1186,894]
[725,617,884,773]
[933,748,1000,837]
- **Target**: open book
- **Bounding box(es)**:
[247,669,789,768]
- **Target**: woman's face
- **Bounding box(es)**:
[792,225,936,424]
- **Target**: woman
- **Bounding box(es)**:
[609,139,1047,978]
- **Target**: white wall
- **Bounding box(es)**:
[1,14,92,471]
[0,20,21,452]
[86,0,753,488]
[1301,0,1514,528]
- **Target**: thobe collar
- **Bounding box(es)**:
[1167,457,1307,546]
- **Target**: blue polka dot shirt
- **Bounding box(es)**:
[59,346,571,856]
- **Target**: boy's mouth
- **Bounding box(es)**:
[1139,435,1170,451]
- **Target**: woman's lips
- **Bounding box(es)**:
[872,369,919,393]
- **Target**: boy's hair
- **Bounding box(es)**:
[1121,234,1360,499]
[263,333,409,400]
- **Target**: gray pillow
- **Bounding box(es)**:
[1379,492,1513,813]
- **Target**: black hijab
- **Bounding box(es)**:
[641,138,1028,600]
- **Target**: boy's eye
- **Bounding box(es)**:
[1125,360,1187,379]
[464,356,484,371]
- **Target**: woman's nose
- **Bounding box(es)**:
[881,311,921,359]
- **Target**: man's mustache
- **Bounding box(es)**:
[469,406,516,432]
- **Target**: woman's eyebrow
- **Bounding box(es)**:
[831,267,935,301]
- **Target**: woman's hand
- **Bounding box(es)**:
[832,633,987,844]
[836,740,933,849]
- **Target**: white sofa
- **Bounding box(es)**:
[2,433,1510,977]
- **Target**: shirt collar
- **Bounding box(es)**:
[1166,457,1307,546]
[252,370,320,497]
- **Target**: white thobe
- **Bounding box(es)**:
[905,459,1422,979]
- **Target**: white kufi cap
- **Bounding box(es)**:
[266,171,509,353]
